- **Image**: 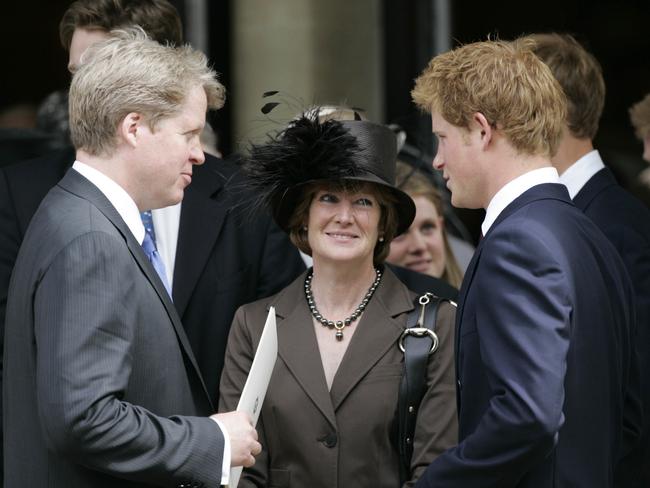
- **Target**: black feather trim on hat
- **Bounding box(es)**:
[241,113,371,214]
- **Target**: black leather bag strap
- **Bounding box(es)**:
[397,293,443,485]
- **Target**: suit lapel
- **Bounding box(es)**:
[454,241,483,369]
[453,235,484,414]
[173,158,228,316]
[58,169,213,407]
[273,274,338,428]
[329,269,413,411]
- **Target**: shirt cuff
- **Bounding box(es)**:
[211,417,231,485]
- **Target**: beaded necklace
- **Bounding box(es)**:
[304,267,382,341]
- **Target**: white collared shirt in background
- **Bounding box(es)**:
[559,149,606,199]
[151,204,180,288]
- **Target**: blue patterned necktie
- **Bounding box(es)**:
[140,211,172,297]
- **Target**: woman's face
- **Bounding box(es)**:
[387,195,446,278]
[306,184,381,267]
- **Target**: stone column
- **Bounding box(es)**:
[231,0,384,146]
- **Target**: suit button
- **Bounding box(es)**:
[457,379,462,391]
[320,432,337,448]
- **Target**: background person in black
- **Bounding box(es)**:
[529,33,650,487]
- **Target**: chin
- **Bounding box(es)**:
[450,195,465,208]
[169,189,185,205]
[152,194,183,210]
[314,250,372,267]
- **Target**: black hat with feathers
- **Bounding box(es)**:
[242,113,415,236]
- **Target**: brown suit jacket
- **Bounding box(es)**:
[219,268,458,488]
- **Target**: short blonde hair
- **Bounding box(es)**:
[629,94,650,140]
[69,28,225,156]
[527,33,605,140]
[412,39,567,158]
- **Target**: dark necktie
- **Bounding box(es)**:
[140,211,172,297]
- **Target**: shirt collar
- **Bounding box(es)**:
[558,149,605,199]
[72,160,145,244]
[482,167,560,236]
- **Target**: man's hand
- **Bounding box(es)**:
[211,411,261,468]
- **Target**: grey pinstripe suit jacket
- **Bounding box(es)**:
[3,169,224,488]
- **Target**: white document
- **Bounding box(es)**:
[228,306,278,488]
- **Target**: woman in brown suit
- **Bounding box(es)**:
[219,115,457,488]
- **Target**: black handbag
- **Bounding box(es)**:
[397,292,448,485]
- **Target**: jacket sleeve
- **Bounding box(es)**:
[219,305,269,488]
[407,300,459,487]
[416,226,570,487]
[35,231,224,488]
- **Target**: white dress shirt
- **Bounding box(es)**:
[559,149,606,199]
[71,161,230,484]
[482,167,561,236]
[151,204,181,287]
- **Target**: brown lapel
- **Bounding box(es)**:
[329,268,414,411]
[273,273,338,428]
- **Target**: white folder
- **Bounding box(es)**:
[228,306,278,488]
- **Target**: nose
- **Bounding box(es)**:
[432,151,444,170]
[190,139,205,165]
[408,230,426,253]
[335,201,353,223]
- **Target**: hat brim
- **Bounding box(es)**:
[273,175,416,237]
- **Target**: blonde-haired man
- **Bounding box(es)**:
[3,33,260,488]
[412,40,635,487]
[530,33,650,488]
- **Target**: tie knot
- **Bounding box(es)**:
[140,210,157,246]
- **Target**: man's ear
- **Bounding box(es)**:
[119,112,144,148]
[472,112,493,149]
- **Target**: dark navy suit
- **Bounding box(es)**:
[416,183,635,487]
[573,167,650,487]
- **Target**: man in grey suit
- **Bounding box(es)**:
[3,30,260,487]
